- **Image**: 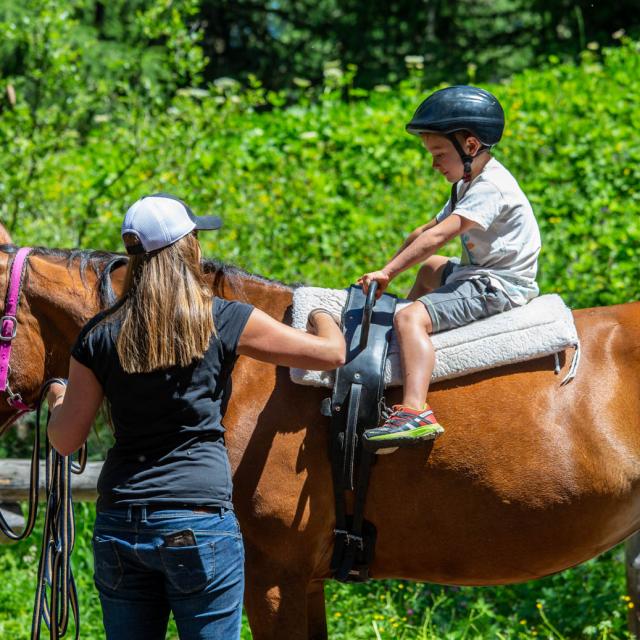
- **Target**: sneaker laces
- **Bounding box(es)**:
[378,398,394,425]
[378,399,435,428]
[384,408,417,428]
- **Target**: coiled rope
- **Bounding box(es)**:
[0,378,86,639]
[31,378,86,640]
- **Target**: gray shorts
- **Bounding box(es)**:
[417,261,514,334]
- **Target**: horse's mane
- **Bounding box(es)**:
[1,244,126,308]
[201,258,295,302]
[0,244,293,310]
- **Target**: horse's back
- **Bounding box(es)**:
[366,301,640,583]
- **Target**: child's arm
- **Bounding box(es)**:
[391,218,439,258]
[359,214,477,295]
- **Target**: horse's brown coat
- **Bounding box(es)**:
[0,223,12,245]
[2,249,640,639]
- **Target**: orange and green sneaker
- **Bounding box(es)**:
[362,404,444,452]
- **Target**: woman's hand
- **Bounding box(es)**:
[47,382,67,411]
[357,270,390,298]
[306,308,340,334]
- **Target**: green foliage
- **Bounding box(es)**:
[0,0,207,241]
[325,551,633,638]
[1,9,640,640]
[176,0,640,88]
[3,1,640,95]
[3,34,639,308]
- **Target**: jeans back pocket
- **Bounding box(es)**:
[159,541,216,594]
[93,538,124,591]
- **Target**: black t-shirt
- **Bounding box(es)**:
[71,297,253,510]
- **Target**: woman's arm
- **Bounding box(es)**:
[47,357,104,456]
[237,308,345,370]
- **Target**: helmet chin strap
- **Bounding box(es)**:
[447,134,489,183]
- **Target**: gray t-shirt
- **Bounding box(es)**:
[435,157,541,305]
[71,297,253,510]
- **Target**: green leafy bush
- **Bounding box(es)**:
[1,18,640,640]
[3,35,640,307]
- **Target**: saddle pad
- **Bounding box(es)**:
[290,289,579,388]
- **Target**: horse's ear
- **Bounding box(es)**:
[0,222,12,245]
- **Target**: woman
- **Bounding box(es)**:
[46,193,345,640]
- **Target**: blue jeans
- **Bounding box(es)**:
[92,506,244,640]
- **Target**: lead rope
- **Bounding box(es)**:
[31,378,86,640]
[0,407,42,540]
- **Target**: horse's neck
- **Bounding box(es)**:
[0,224,12,244]
[24,256,295,363]
[26,255,292,336]
[27,255,103,355]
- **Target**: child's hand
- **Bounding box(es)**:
[357,270,390,298]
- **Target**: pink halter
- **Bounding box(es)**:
[0,247,34,413]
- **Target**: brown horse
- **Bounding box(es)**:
[1,245,640,639]
[0,224,12,245]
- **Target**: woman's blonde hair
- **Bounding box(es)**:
[116,232,215,373]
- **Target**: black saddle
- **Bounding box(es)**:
[323,283,397,582]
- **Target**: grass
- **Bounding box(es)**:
[324,563,633,639]
[0,504,633,639]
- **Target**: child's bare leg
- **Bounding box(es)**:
[362,300,442,450]
[394,301,434,408]
[408,255,450,300]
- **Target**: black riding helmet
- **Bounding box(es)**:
[406,85,505,182]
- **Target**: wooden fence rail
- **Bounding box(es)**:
[0,459,103,543]
[0,459,103,502]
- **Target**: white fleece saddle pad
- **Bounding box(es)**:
[290,289,579,388]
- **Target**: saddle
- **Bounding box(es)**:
[323,283,396,582]
[292,291,580,389]
[321,284,581,581]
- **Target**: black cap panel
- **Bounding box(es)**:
[145,192,222,231]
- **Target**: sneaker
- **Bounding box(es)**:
[362,404,444,452]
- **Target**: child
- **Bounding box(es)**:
[359,85,541,450]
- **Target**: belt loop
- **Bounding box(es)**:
[126,505,133,523]
[141,505,148,522]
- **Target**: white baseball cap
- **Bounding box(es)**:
[121,193,222,255]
